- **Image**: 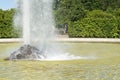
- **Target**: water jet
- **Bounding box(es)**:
[8,0,56,60]
[7,0,94,61]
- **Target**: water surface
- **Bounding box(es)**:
[0,42,120,80]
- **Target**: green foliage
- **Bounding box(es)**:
[1,0,120,38]
[113,8,120,17]
[68,10,120,38]
[0,9,19,38]
[81,0,120,11]
[55,0,120,38]
[54,0,86,28]
[86,10,114,19]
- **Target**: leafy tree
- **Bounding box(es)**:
[54,0,86,29]
[0,9,19,38]
[81,0,120,11]
[68,10,120,38]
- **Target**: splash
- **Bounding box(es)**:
[11,0,95,61]
[14,0,55,45]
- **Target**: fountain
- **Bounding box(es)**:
[6,0,93,61]
[7,0,56,60]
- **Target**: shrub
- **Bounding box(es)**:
[113,8,120,17]
[0,9,19,38]
[86,10,114,19]
[68,10,120,38]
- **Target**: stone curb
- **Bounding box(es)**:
[0,38,120,43]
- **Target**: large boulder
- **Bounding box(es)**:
[7,45,45,60]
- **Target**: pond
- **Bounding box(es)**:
[0,42,120,80]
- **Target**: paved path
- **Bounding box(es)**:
[0,38,23,43]
[55,38,120,43]
[0,38,120,43]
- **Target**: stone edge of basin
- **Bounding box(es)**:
[0,38,120,43]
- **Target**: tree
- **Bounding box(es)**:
[0,9,19,38]
[54,0,86,29]
[68,10,120,38]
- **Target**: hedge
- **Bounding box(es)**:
[68,17,120,38]
[68,10,120,38]
[0,9,20,38]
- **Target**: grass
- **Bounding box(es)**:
[0,42,120,80]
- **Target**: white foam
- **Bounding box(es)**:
[37,53,97,61]
[14,0,97,61]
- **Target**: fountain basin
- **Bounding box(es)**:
[0,42,120,80]
[1,42,120,61]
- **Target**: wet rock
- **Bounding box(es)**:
[8,45,45,60]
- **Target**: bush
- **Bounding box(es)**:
[68,10,120,38]
[86,10,114,18]
[0,22,19,38]
[0,9,20,38]
[113,8,120,17]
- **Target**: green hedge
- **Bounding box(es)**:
[86,10,114,18]
[0,20,19,38]
[68,10,120,38]
[0,9,20,38]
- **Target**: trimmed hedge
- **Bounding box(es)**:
[68,10,120,38]
[86,10,114,19]
[0,9,20,38]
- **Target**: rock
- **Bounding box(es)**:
[8,45,45,60]
[4,57,10,61]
